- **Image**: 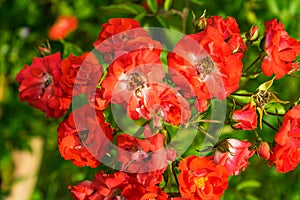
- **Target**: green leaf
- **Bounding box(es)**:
[236,180,261,191]
[190,0,204,6]
[168,127,198,156]
[147,0,158,13]
[245,194,260,200]
[266,0,279,14]
[156,15,169,28]
[61,40,83,58]
[258,77,275,91]
[101,4,146,15]
[164,0,173,11]
[134,12,147,21]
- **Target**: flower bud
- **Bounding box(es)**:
[38,46,51,56]
[246,25,260,42]
[193,10,207,32]
[232,103,257,130]
[258,142,271,160]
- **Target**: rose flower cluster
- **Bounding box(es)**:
[16,13,300,200]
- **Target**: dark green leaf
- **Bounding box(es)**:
[155,15,169,28]
[101,4,146,15]
[61,40,83,58]
[147,0,158,13]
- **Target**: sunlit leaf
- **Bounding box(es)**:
[101,4,146,15]
[61,40,83,58]
[236,180,261,191]
[147,0,158,13]
[164,0,173,11]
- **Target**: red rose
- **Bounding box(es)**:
[168,16,244,102]
[269,105,300,173]
[16,52,71,118]
[72,171,169,200]
[232,103,257,130]
[68,181,94,200]
[206,16,247,59]
[101,48,163,104]
[178,155,228,200]
[88,88,109,111]
[213,138,255,176]
[48,15,78,40]
[116,131,175,187]
[93,18,161,62]
[262,19,300,79]
[59,52,103,97]
[127,83,192,125]
[57,104,113,168]
[94,18,143,45]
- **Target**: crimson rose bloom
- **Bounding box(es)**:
[101,48,163,103]
[93,18,161,62]
[59,52,103,97]
[48,15,78,40]
[262,19,300,79]
[178,155,228,200]
[232,103,257,130]
[206,16,247,59]
[269,105,300,173]
[127,83,192,125]
[68,181,94,200]
[70,171,168,200]
[16,52,71,118]
[168,16,245,102]
[213,138,255,176]
[99,48,191,124]
[116,131,175,187]
[57,104,113,168]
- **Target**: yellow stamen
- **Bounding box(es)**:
[194,176,208,188]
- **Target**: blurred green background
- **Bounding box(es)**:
[0,0,300,199]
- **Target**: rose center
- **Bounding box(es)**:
[42,73,53,92]
[255,90,270,108]
[195,56,215,82]
[127,72,146,98]
[194,176,208,189]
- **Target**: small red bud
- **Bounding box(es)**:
[246,25,260,43]
[193,10,207,32]
[258,142,271,160]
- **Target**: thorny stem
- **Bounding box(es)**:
[243,51,264,73]
[169,0,190,33]
[231,93,252,97]
[197,126,217,144]
[172,161,179,188]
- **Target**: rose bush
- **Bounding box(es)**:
[15,1,300,199]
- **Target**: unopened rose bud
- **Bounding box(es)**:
[193,10,207,32]
[246,25,260,45]
[38,46,51,56]
[258,142,271,160]
[232,103,257,130]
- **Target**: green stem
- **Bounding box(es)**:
[262,118,279,132]
[243,51,264,73]
[172,161,179,187]
[197,126,217,144]
[230,93,252,97]
[181,0,190,34]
